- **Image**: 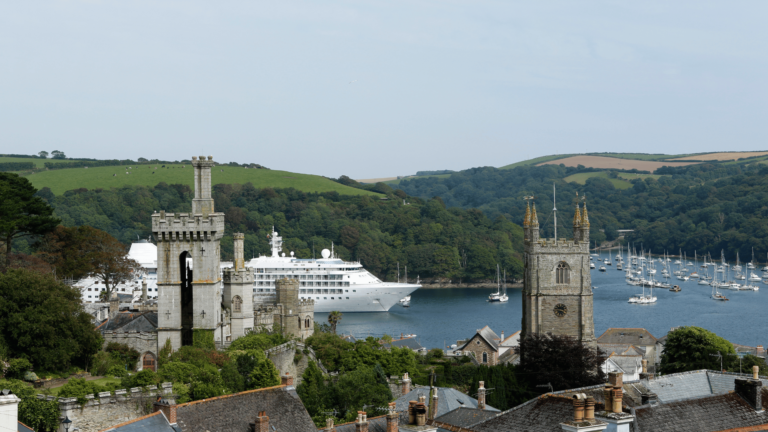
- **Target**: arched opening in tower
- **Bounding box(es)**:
[180,251,194,346]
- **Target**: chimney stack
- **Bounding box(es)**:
[573,394,585,422]
[609,372,623,414]
[415,395,428,426]
[0,390,21,432]
[249,411,269,432]
[153,398,177,424]
[585,396,595,421]
[281,372,293,386]
[735,367,763,412]
[325,418,336,432]
[386,402,399,432]
[355,411,369,432]
[641,393,658,405]
[142,280,148,302]
[477,381,486,410]
[109,291,119,320]
[430,390,439,420]
[401,373,411,395]
[641,359,647,374]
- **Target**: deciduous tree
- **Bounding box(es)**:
[517,333,606,392]
[659,326,737,374]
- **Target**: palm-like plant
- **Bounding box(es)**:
[328,311,343,334]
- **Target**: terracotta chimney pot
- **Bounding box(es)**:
[754,366,760,380]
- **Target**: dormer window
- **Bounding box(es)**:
[556,262,570,284]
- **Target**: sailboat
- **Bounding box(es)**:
[712,278,729,301]
[606,249,612,266]
[488,265,503,302]
[499,270,509,302]
[629,252,657,304]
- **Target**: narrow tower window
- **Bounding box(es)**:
[556,262,570,284]
[233,295,242,313]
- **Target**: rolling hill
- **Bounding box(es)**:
[24,164,379,196]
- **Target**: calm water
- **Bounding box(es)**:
[317,252,768,349]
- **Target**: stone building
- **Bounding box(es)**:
[153,156,225,351]
[254,278,314,340]
[222,233,255,340]
[521,198,596,346]
[97,292,159,371]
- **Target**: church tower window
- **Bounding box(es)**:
[233,295,242,313]
[556,262,570,284]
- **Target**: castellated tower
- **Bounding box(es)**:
[223,233,255,340]
[521,200,596,347]
[153,156,225,351]
[270,278,315,340]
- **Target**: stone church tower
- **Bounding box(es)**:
[223,233,255,339]
[153,156,225,351]
[521,199,596,346]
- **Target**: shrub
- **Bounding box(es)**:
[58,378,114,404]
[227,331,288,352]
[0,379,59,431]
[106,365,128,378]
[5,358,33,380]
[158,362,199,384]
[105,343,140,369]
[121,369,159,389]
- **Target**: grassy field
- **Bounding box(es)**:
[668,151,768,161]
[384,173,452,186]
[0,156,89,168]
[584,152,707,161]
[563,172,632,189]
[618,172,663,181]
[499,154,575,169]
[47,377,122,395]
[25,164,380,196]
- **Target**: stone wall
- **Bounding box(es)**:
[265,341,327,386]
[102,331,158,370]
[52,383,172,432]
[460,334,498,366]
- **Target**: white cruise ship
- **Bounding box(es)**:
[245,228,421,312]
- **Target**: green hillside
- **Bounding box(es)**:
[499,152,711,170]
[499,154,575,169]
[25,164,379,196]
[384,173,451,186]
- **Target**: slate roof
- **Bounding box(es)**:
[597,328,657,346]
[331,413,408,432]
[434,407,499,428]
[175,385,315,432]
[609,355,642,375]
[599,344,645,357]
[471,394,575,432]
[459,326,500,352]
[498,349,519,365]
[18,421,34,432]
[643,370,768,403]
[104,385,314,432]
[100,312,158,332]
[387,337,424,351]
[103,411,175,432]
[394,385,499,419]
[633,390,768,432]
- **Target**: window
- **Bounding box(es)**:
[305,316,311,328]
[556,262,570,284]
[482,352,488,363]
[233,296,242,313]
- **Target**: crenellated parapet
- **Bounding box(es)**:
[152,211,225,242]
[223,267,254,284]
[529,238,591,253]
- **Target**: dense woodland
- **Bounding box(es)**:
[34,183,524,282]
[398,162,768,262]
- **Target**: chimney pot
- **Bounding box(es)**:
[754,366,760,380]
[641,359,648,374]
[585,396,595,420]
[572,395,586,421]
[402,373,411,395]
[281,372,293,386]
[386,402,399,432]
[477,381,486,410]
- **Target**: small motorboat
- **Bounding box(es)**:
[670,285,681,292]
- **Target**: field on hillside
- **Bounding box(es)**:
[667,151,768,161]
[563,171,663,189]
[584,152,706,161]
[385,173,451,186]
[500,154,575,169]
[538,155,697,171]
[0,156,87,168]
[25,164,379,196]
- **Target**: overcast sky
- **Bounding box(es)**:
[1,1,766,179]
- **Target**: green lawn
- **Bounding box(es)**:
[25,164,380,196]
[47,377,122,395]
[0,156,89,168]
[384,173,452,186]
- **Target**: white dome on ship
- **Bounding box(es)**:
[321,249,331,259]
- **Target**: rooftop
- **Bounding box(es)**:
[597,328,658,346]
[395,385,499,419]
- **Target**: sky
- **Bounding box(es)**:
[1,1,767,179]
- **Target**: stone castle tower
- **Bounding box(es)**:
[521,199,596,346]
[153,156,225,350]
[223,233,255,339]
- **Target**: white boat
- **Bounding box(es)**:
[698,279,711,285]
[590,262,596,269]
[599,266,607,272]
[743,284,760,291]
[400,295,411,307]
[248,228,420,312]
[488,265,508,303]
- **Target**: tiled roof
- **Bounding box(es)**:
[597,328,657,345]
[434,407,499,428]
[499,331,520,347]
[599,344,645,357]
[633,390,768,432]
[387,337,424,351]
[394,385,499,419]
[498,349,519,365]
[18,421,34,432]
[175,385,314,432]
[331,413,408,432]
[478,326,500,350]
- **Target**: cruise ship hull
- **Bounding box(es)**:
[254,282,421,313]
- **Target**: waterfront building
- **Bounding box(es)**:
[521,199,596,346]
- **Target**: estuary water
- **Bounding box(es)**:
[317,252,768,349]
